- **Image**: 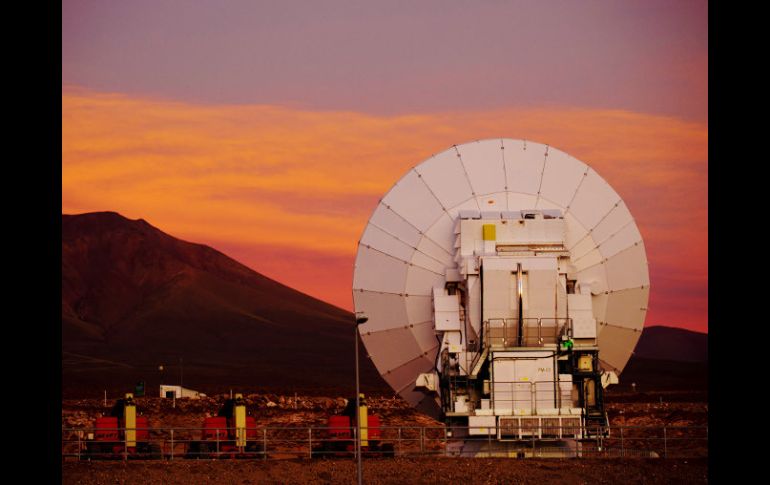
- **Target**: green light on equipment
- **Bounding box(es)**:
[561,339,573,350]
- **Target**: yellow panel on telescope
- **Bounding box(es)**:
[482,224,496,241]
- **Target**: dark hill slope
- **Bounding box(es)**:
[633,326,707,363]
[62,212,387,397]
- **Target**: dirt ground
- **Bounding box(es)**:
[62,457,708,484]
[62,390,708,483]
[61,390,708,431]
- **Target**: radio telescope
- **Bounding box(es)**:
[352,139,648,441]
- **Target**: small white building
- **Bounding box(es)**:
[159,384,206,399]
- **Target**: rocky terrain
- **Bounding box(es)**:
[62,392,708,484]
[61,390,707,433]
[62,389,707,463]
[63,457,708,485]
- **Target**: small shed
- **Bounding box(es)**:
[159,384,206,399]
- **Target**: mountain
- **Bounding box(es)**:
[62,212,387,398]
[632,326,708,363]
[610,326,708,393]
[616,357,707,392]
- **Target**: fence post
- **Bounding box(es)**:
[663,426,667,458]
[532,427,535,455]
[397,427,401,457]
[263,428,267,460]
[488,429,492,458]
[444,427,448,457]
[216,428,220,458]
[620,426,624,457]
[600,426,604,454]
[575,437,580,459]
[77,432,81,461]
[170,429,174,461]
[595,426,600,455]
[420,427,425,454]
[308,427,312,459]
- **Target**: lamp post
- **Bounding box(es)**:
[158,365,164,397]
[354,314,368,485]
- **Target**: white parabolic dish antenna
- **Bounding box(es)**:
[353,139,649,419]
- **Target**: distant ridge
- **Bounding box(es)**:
[632,325,708,363]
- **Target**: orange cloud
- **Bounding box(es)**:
[62,87,708,331]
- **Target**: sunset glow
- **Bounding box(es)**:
[62,87,707,332]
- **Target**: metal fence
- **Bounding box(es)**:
[62,424,707,461]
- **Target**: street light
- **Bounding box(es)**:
[158,365,164,398]
[354,313,368,485]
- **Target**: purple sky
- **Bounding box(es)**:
[63,0,707,121]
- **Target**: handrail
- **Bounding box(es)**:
[483,318,572,348]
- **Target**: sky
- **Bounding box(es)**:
[62,1,708,333]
